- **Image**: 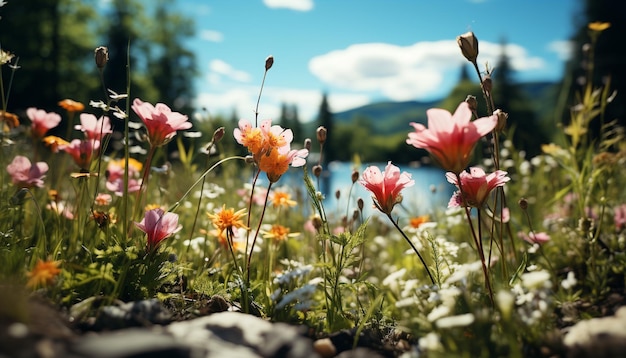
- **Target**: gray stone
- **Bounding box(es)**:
[166,311,320,358]
[563,305,626,358]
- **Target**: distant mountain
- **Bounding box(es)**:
[333,100,439,135]
[329,81,558,136]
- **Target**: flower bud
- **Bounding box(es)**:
[312,164,323,178]
[482,75,492,93]
[457,32,479,64]
[94,46,109,69]
[493,109,508,133]
[311,216,323,231]
[357,198,364,211]
[265,55,274,71]
[518,197,528,211]
[335,190,341,200]
[211,127,225,144]
[316,126,327,144]
[351,169,359,184]
[465,95,478,113]
[352,209,360,222]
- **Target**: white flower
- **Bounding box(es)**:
[427,305,450,322]
[521,270,552,290]
[561,271,577,290]
[435,313,475,328]
[418,332,443,352]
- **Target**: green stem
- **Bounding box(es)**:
[386,213,435,285]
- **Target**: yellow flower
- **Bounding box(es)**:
[262,224,299,242]
[271,190,297,208]
[144,203,164,212]
[208,205,248,237]
[588,22,611,32]
[27,259,61,289]
[0,110,19,129]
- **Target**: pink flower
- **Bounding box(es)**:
[518,231,551,245]
[614,204,626,231]
[360,161,414,215]
[27,108,62,139]
[135,208,182,251]
[131,98,192,147]
[407,102,498,174]
[106,177,141,196]
[446,167,509,208]
[74,113,112,141]
[60,139,100,169]
[6,155,49,188]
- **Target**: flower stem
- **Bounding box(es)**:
[386,213,435,285]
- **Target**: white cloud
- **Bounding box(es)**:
[263,0,313,11]
[200,30,223,43]
[547,40,574,61]
[309,40,545,101]
[208,59,252,83]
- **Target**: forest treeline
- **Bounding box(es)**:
[0,0,624,165]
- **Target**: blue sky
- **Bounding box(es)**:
[177,0,583,122]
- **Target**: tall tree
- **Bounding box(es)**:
[0,0,100,113]
[317,93,336,163]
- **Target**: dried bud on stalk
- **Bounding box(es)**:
[482,75,493,93]
[457,32,479,64]
[518,197,528,211]
[265,55,274,71]
[465,95,478,113]
[335,190,341,200]
[352,209,360,222]
[357,197,364,211]
[94,46,109,69]
[351,169,359,184]
[212,127,225,143]
[312,164,323,178]
[311,216,323,231]
[493,109,508,133]
[316,126,327,144]
[304,138,312,151]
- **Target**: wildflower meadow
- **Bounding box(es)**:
[2,20,626,358]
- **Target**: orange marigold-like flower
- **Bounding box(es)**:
[42,136,70,153]
[0,110,19,129]
[271,190,297,208]
[58,99,85,113]
[207,205,248,237]
[262,224,298,242]
[27,259,62,289]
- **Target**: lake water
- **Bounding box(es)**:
[274,161,454,217]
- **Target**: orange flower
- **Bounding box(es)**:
[27,259,61,289]
[43,136,70,153]
[0,110,19,129]
[262,224,298,242]
[207,205,248,237]
[258,147,309,183]
[58,99,85,113]
[271,190,297,208]
[409,215,430,229]
[213,229,246,252]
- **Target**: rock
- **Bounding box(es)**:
[67,329,190,358]
[94,298,172,330]
[563,305,626,358]
[165,311,320,358]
